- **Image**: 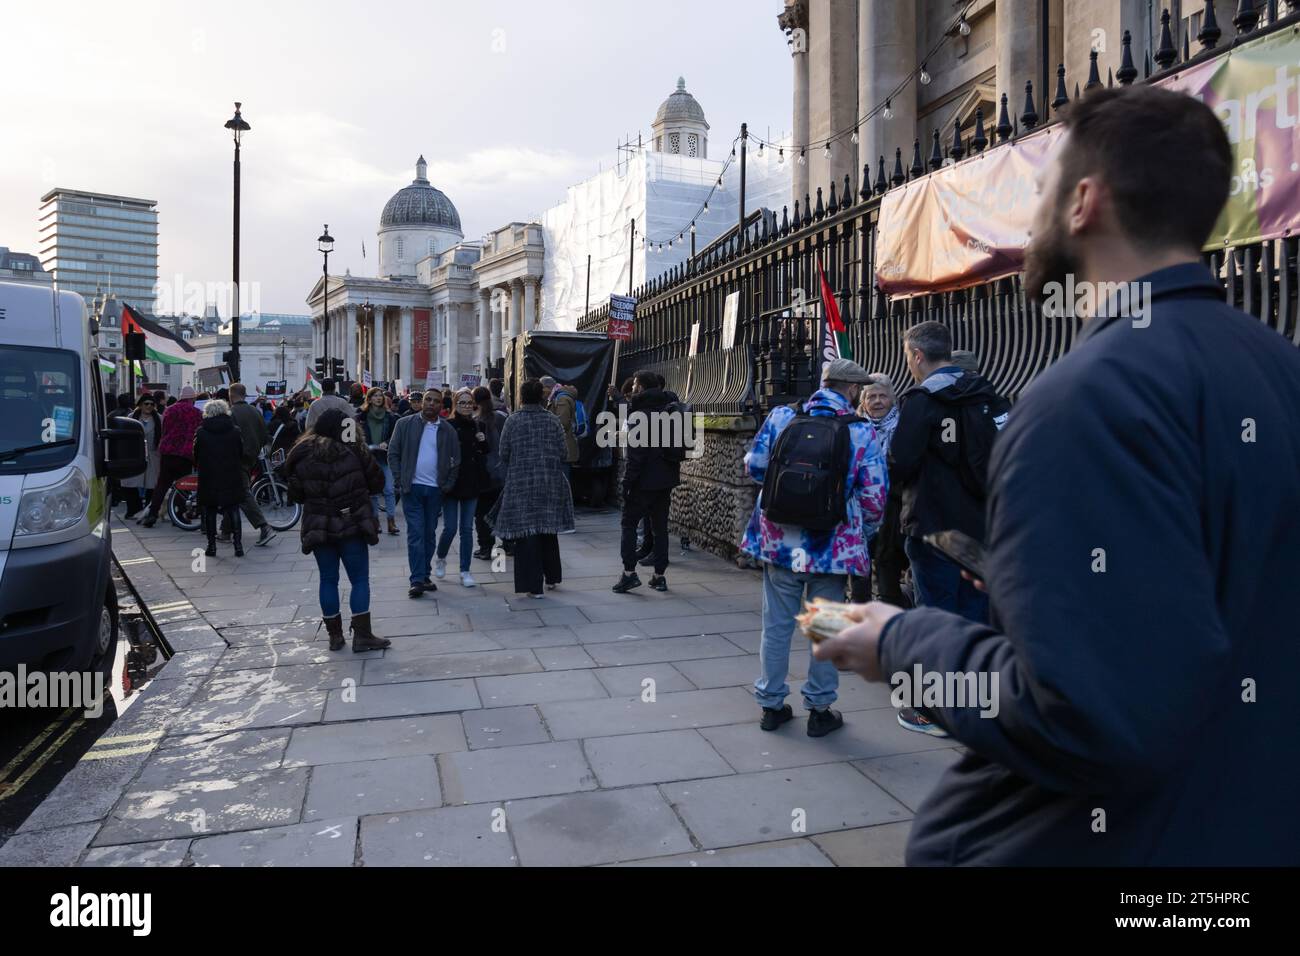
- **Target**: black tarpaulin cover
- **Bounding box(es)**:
[505,331,617,469]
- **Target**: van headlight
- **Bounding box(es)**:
[15,470,90,536]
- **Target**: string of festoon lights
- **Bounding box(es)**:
[642,133,742,252]
[636,0,978,257]
[747,0,978,164]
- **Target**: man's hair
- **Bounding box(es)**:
[203,399,230,419]
[520,378,545,405]
[115,392,132,409]
[321,378,337,394]
[215,388,229,401]
[904,321,952,362]
[409,391,423,404]
[634,369,661,389]
[229,382,247,401]
[489,378,503,396]
[1059,85,1231,251]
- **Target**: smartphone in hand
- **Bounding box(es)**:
[923,530,987,582]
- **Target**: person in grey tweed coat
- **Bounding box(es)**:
[487,378,575,595]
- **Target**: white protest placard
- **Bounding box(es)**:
[688,321,701,357]
[722,291,739,350]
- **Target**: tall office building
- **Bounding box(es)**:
[38,188,159,308]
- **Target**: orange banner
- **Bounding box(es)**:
[876,125,1066,296]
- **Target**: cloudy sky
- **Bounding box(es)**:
[2,0,792,314]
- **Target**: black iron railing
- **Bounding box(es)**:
[578,3,1300,415]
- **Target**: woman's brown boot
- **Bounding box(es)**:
[350,612,391,652]
[387,515,399,536]
[323,614,345,651]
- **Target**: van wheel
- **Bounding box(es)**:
[94,599,117,661]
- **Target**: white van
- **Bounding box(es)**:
[0,281,146,673]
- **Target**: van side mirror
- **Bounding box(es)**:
[100,421,147,480]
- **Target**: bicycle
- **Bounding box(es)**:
[250,447,301,532]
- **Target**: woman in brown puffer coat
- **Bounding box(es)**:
[285,407,390,653]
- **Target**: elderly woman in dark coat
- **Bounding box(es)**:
[487,378,575,597]
[285,407,390,652]
[193,399,246,557]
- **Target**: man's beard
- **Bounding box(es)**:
[1023,209,1080,307]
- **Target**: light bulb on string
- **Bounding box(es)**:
[920,63,931,85]
[756,141,764,157]
[778,147,785,165]
[850,128,859,145]
[883,99,893,120]
[797,147,806,166]
[958,16,970,36]
[690,223,696,234]
[823,142,831,159]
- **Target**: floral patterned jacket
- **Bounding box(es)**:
[739,387,888,576]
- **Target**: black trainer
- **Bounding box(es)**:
[807,707,844,738]
[648,575,667,592]
[612,572,642,594]
[760,704,794,731]
[420,579,437,592]
[408,584,424,599]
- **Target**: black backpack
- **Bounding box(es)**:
[761,413,862,531]
[660,400,691,463]
[934,394,999,498]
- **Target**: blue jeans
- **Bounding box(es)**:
[436,495,478,573]
[904,536,989,624]
[313,536,370,617]
[371,462,396,519]
[754,563,842,710]
[402,483,442,585]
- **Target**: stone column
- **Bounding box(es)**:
[477,288,491,373]
[344,304,358,380]
[808,0,857,196]
[860,0,916,185]
[782,0,811,205]
[447,301,460,385]
[510,279,523,338]
[398,306,413,388]
[998,0,1041,117]
[490,287,503,364]
[373,308,386,380]
[523,277,538,333]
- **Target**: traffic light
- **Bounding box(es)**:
[123,331,146,360]
[314,356,326,378]
[331,358,345,380]
[222,350,236,366]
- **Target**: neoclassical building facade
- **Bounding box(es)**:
[306,157,544,388]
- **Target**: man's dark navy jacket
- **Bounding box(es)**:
[880,263,1300,865]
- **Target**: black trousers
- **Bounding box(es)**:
[849,492,910,606]
[202,505,241,544]
[476,488,501,553]
[621,488,671,575]
[513,533,561,595]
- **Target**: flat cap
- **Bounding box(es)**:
[820,357,872,384]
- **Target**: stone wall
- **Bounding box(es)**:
[668,418,761,568]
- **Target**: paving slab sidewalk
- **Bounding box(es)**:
[1,509,960,867]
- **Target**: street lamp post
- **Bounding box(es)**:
[224,102,251,382]
[318,225,334,373]
[279,337,287,380]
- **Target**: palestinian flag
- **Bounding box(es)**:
[121,303,195,365]
[304,369,323,399]
[97,357,116,375]
[818,258,852,361]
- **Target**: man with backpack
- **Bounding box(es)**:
[740,358,888,738]
[890,321,1004,625]
[612,370,686,594]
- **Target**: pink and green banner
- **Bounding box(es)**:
[876,26,1300,296]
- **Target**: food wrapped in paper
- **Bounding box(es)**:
[795,597,861,644]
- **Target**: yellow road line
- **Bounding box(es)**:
[88,729,164,747]
[0,715,85,803]
[80,743,159,760]
[0,708,77,787]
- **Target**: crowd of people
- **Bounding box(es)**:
[106,89,1299,866]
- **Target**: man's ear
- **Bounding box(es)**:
[1068,176,1105,236]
